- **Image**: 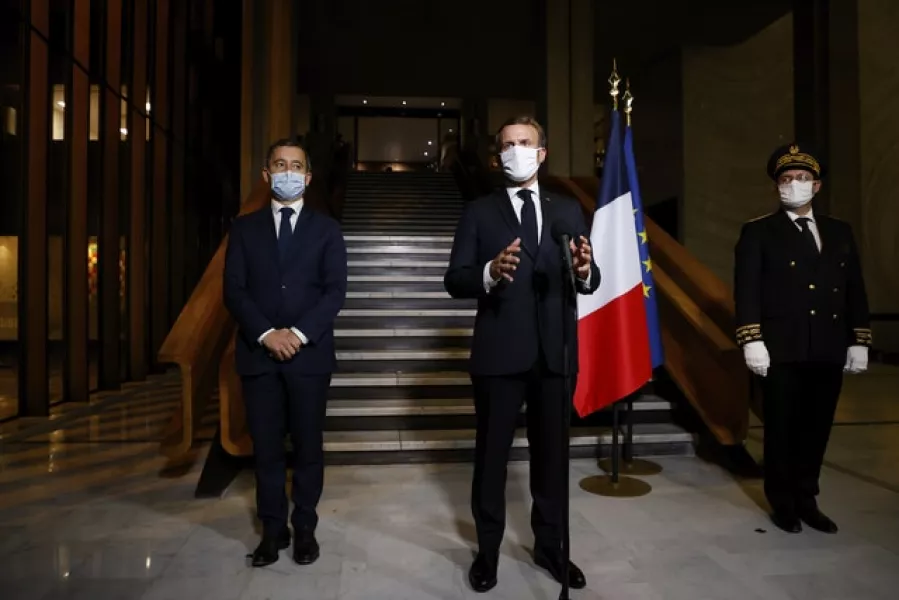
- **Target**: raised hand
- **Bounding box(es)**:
[490,238,522,283]
[570,236,592,279]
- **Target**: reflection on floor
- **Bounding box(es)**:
[0,366,896,600]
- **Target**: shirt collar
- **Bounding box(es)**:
[272,197,304,217]
[785,208,815,223]
[506,181,540,203]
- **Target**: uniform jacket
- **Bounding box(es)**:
[733,210,871,365]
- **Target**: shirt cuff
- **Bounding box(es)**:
[483,262,500,292]
[290,327,308,345]
[579,271,591,286]
[257,328,275,345]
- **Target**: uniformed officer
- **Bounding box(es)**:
[733,143,871,534]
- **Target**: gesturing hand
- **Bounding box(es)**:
[262,329,302,361]
[489,238,522,283]
[570,236,592,279]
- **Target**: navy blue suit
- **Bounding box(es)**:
[223,201,347,535]
[444,187,600,553]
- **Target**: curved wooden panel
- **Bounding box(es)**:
[546,175,752,445]
[157,179,269,458]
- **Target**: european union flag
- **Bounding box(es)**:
[623,124,664,369]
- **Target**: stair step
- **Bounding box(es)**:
[336,349,469,361]
[347,275,445,283]
[325,397,672,417]
[346,291,451,299]
[335,328,472,337]
[347,247,451,255]
[344,235,455,243]
[339,309,476,317]
[347,260,447,268]
[331,372,470,387]
[322,424,693,452]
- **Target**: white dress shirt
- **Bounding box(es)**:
[482,182,590,291]
[258,198,308,347]
[785,208,822,251]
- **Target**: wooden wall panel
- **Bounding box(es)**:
[169,0,187,322]
[150,0,171,360]
[98,0,122,389]
[65,0,92,401]
[128,0,149,380]
[19,0,51,416]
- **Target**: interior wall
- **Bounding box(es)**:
[681,13,794,285]
[356,117,440,163]
[858,0,899,349]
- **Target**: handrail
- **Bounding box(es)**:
[216,150,353,457]
[158,146,351,458]
[544,175,751,446]
[157,179,270,458]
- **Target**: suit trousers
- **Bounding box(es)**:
[761,363,843,514]
[471,352,567,553]
[241,371,331,536]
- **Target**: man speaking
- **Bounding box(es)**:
[444,116,600,592]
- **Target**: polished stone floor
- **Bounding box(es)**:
[0,365,897,600]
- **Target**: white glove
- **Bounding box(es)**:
[743,341,770,377]
[844,346,868,374]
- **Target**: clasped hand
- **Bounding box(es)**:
[262,329,302,361]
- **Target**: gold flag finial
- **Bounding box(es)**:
[622,78,633,126]
[609,59,621,110]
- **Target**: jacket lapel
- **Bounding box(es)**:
[493,190,537,259]
[258,208,281,266]
[537,191,556,267]
[286,207,313,257]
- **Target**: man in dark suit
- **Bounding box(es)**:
[223,137,347,567]
[734,143,871,535]
[445,116,600,592]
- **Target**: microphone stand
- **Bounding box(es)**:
[558,234,577,600]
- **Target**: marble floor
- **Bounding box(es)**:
[0,366,897,600]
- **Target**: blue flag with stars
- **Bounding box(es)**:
[623,124,664,369]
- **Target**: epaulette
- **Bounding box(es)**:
[746,212,776,223]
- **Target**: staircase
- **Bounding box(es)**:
[323,171,693,461]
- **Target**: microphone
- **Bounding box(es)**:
[551,221,577,294]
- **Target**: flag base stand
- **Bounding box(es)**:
[579,401,653,498]
[579,474,652,497]
[597,396,663,476]
[597,457,662,477]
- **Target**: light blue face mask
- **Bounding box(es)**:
[270,171,306,202]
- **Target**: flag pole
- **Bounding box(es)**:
[579,63,652,499]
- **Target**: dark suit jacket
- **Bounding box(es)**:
[223,204,348,377]
[444,188,600,377]
[734,210,871,365]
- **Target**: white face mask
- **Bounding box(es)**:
[778,180,815,209]
[500,146,541,182]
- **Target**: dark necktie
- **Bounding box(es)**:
[518,189,539,253]
[795,217,819,254]
[278,207,294,259]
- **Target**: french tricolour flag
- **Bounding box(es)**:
[574,109,662,417]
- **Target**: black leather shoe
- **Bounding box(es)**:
[293,531,320,565]
[468,551,499,593]
[250,528,290,567]
[798,506,838,534]
[771,512,802,534]
[533,548,586,590]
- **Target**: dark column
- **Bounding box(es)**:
[65,0,91,401]
[827,0,861,226]
[169,0,187,320]
[98,0,122,389]
[149,0,170,363]
[20,0,51,416]
[793,0,830,210]
[128,0,149,380]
